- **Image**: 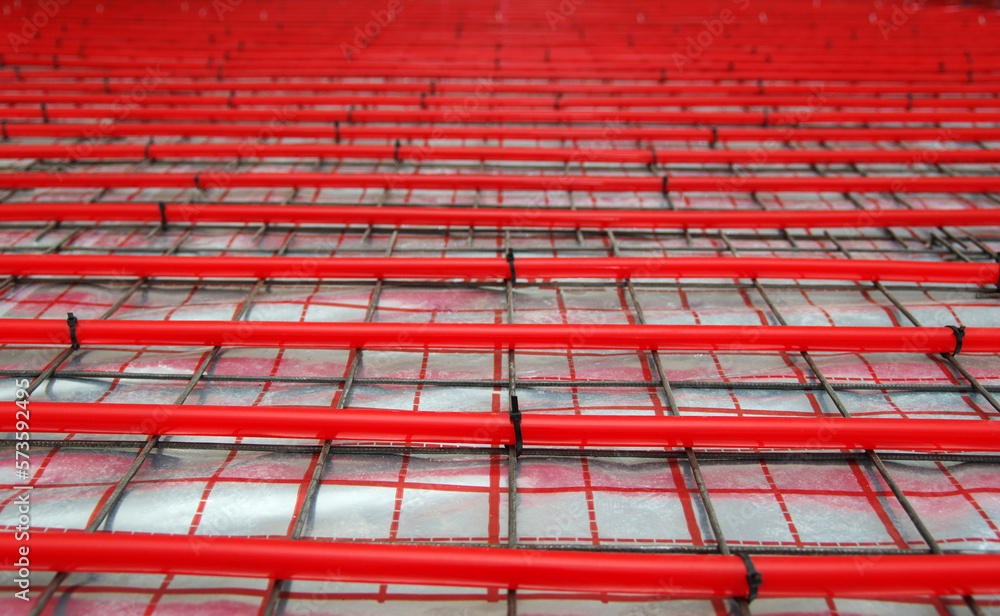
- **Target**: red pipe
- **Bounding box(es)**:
[6,92,1000,110]
[0,319,991,353]
[3,203,997,230]
[6,80,1000,96]
[7,122,1000,144]
[2,255,995,285]
[3,143,1000,165]
[3,79,1000,96]
[6,104,1000,125]
[2,172,999,193]
[9,531,1000,597]
[8,402,1000,451]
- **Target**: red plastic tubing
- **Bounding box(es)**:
[3,202,998,230]
[3,255,996,285]
[6,122,1000,144]
[1,319,994,353]
[7,531,1000,598]
[4,143,1000,165]
[2,172,1000,193]
[7,402,1000,452]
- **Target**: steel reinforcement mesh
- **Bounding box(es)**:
[1,0,1000,614]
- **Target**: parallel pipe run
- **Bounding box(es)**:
[7,531,1000,598]
[2,255,996,285]
[9,402,1000,451]
[3,203,999,230]
[5,144,1000,165]
[1,319,995,353]
[2,172,1000,193]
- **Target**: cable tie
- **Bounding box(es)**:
[194,173,202,191]
[393,139,401,163]
[947,325,966,356]
[158,201,167,228]
[40,103,48,124]
[509,394,523,457]
[1,120,8,141]
[711,126,719,146]
[334,119,341,144]
[505,248,516,283]
[66,313,80,350]
[661,175,669,195]
[762,109,769,126]
[649,147,658,168]
[554,92,562,110]
[739,553,762,603]
[144,138,154,161]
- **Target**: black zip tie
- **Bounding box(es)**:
[554,92,562,110]
[739,553,762,602]
[1,121,8,141]
[40,103,48,124]
[66,313,80,350]
[505,248,516,282]
[761,109,769,126]
[194,173,202,190]
[649,147,658,168]
[711,126,719,146]
[393,139,401,163]
[334,119,341,144]
[158,201,167,227]
[661,175,669,195]
[906,92,914,111]
[509,394,523,457]
[948,325,966,356]
[144,138,154,161]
